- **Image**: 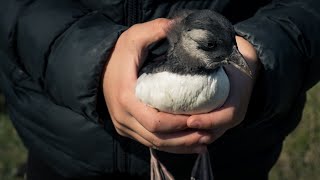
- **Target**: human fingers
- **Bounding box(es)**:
[113,115,207,154]
[118,18,173,69]
[186,64,253,131]
[125,18,172,49]
[103,18,194,152]
[186,36,260,131]
[186,69,244,131]
[121,87,190,133]
[107,18,191,133]
[187,106,237,130]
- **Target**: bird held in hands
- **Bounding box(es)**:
[135,9,252,115]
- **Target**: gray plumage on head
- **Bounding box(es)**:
[141,9,252,77]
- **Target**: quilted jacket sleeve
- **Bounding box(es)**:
[0,0,126,120]
[0,0,127,177]
[234,0,320,121]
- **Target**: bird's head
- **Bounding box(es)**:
[167,10,252,77]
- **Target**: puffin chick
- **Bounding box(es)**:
[135,9,252,180]
[136,9,251,115]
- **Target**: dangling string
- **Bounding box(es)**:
[191,148,214,180]
[150,147,214,180]
[150,148,175,180]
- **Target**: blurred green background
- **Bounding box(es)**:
[0,83,319,180]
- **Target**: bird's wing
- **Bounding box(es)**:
[139,54,168,75]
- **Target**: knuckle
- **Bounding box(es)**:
[119,30,130,40]
[153,18,169,27]
[146,120,161,133]
[227,111,239,128]
[113,120,124,132]
[126,24,141,38]
[209,120,217,129]
[152,19,168,39]
[184,139,198,147]
[110,116,126,132]
[151,138,164,148]
[130,23,140,30]
[179,141,190,147]
[118,93,129,107]
[205,136,215,144]
[120,28,137,44]
[115,128,126,137]
[111,113,123,124]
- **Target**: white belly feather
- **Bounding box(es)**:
[135,67,230,115]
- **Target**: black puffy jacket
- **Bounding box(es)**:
[0,0,320,178]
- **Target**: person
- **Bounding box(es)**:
[0,0,319,179]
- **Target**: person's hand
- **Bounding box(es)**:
[102,18,209,154]
[186,36,261,144]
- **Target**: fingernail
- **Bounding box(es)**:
[199,136,210,144]
[189,121,200,128]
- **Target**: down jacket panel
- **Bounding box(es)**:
[0,0,319,178]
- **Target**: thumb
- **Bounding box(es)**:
[128,18,172,48]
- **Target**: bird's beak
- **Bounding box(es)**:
[225,46,253,78]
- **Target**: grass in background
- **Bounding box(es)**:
[0,95,27,180]
[270,83,320,180]
[0,83,319,180]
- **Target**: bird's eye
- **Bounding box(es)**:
[207,42,215,48]
[199,41,216,51]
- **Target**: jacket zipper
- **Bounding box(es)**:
[127,0,141,26]
[113,0,142,173]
